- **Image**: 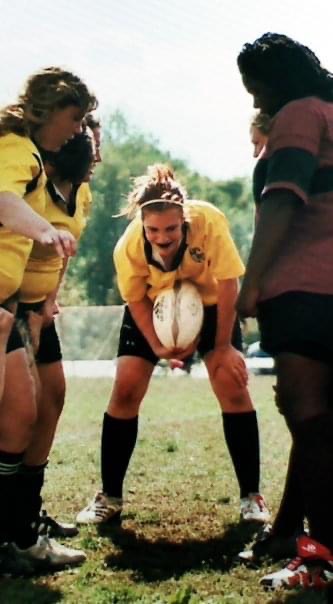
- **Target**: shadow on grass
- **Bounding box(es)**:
[279,592,328,603]
[100,519,260,582]
[0,578,63,604]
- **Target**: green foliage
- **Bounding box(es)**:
[63,111,254,305]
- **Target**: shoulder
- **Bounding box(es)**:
[0,133,41,163]
[0,132,38,152]
[187,199,226,221]
[114,217,143,256]
[267,97,331,155]
[186,200,229,236]
[273,97,330,130]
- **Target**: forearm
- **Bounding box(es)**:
[0,192,52,241]
[215,278,239,347]
[128,297,161,349]
[244,190,299,286]
[51,258,69,302]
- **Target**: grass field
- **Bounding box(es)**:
[0,374,328,603]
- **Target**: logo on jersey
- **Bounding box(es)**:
[189,247,205,263]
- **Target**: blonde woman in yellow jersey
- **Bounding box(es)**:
[77,164,270,527]
[0,67,97,574]
[14,131,95,543]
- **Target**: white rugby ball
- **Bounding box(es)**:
[153,281,204,349]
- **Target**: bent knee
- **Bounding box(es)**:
[214,365,248,402]
[109,385,143,416]
[112,387,141,407]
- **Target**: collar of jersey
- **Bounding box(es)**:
[143,222,188,272]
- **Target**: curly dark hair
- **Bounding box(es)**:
[238,33,333,112]
[52,132,94,184]
[85,113,101,130]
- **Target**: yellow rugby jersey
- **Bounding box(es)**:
[20,182,92,303]
[0,133,46,303]
[114,200,245,305]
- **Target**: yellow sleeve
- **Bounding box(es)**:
[204,204,245,279]
[113,220,149,302]
[0,134,42,199]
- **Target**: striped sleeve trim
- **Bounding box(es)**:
[262,181,308,205]
[262,147,318,204]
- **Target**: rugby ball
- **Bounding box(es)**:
[153,281,204,349]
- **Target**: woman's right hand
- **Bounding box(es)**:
[38,227,77,258]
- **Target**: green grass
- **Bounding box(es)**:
[0,375,328,603]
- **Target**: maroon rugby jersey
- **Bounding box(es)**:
[254,96,333,301]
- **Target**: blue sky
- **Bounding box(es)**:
[1,0,332,179]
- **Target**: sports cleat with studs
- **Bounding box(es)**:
[8,535,86,570]
[240,493,270,523]
[260,535,333,590]
[238,524,300,565]
[76,491,123,524]
[39,510,79,538]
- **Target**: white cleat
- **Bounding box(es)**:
[240,493,270,523]
[76,491,122,524]
[10,535,86,569]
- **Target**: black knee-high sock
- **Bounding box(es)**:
[272,444,305,537]
[101,413,138,499]
[222,410,260,498]
[0,450,23,543]
[292,412,333,549]
[17,462,47,521]
[10,462,48,549]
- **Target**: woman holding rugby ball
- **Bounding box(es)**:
[77,163,269,527]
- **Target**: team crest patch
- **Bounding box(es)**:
[189,247,205,262]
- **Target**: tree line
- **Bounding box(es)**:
[61,111,254,306]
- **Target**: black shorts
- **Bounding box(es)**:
[6,323,24,353]
[117,305,243,365]
[258,291,333,362]
[16,302,62,364]
[16,300,45,320]
[36,321,62,364]
[0,302,23,354]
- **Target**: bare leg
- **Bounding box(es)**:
[275,353,333,548]
[24,361,65,465]
[205,353,263,504]
[0,308,14,402]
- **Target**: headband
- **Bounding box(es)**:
[140,198,184,210]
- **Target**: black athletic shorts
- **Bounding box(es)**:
[16,302,62,364]
[0,301,23,354]
[6,323,24,353]
[258,291,333,363]
[16,300,45,320]
[117,305,243,365]
[36,321,62,364]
